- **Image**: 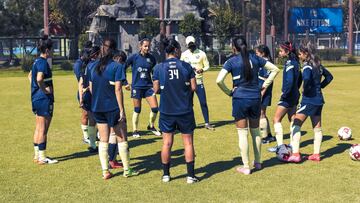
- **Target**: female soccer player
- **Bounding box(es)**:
[181,36,215,130]
[78,46,100,153]
[255,45,276,144]
[288,45,333,162]
[269,42,302,152]
[89,38,138,179]
[216,37,279,175]
[30,37,58,164]
[126,38,160,138]
[153,38,198,183]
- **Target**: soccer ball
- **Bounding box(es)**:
[338,127,352,140]
[349,144,360,161]
[276,144,292,162]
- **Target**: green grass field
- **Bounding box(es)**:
[1,67,360,202]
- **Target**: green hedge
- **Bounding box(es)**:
[317,49,345,61]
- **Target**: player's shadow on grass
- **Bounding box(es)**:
[129,136,162,148]
[196,120,234,129]
[52,150,97,162]
[130,149,185,175]
[300,135,332,148]
[321,143,352,160]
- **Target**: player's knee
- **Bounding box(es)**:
[134,107,141,113]
[151,107,158,113]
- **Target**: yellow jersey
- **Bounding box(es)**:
[180,49,210,84]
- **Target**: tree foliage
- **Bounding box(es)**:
[139,16,159,40]
[179,13,202,37]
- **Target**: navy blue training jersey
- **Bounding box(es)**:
[223,53,267,99]
[31,57,54,102]
[126,53,156,89]
[258,59,274,92]
[281,59,301,101]
[73,59,83,82]
[83,59,98,89]
[90,60,126,112]
[153,58,195,115]
[301,63,333,105]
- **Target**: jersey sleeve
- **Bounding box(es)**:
[302,66,313,95]
[115,64,126,82]
[222,59,232,72]
[255,55,267,67]
[320,66,333,88]
[73,61,82,81]
[281,63,295,99]
[37,60,48,74]
[152,64,160,81]
[201,51,210,71]
[125,54,134,71]
[184,62,195,78]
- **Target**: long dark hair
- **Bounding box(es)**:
[232,36,252,81]
[113,49,127,64]
[96,38,116,75]
[255,44,273,63]
[280,41,298,62]
[162,38,181,55]
[38,36,52,54]
[299,44,321,71]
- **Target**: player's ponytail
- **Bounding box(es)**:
[232,36,252,82]
[255,45,273,63]
[299,44,321,72]
[96,38,116,75]
[37,35,52,54]
[280,41,298,62]
[162,38,180,55]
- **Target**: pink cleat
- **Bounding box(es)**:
[236,167,251,175]
[253,162,262,170]
[288,153,301,163]
[102,171,113,180]
[308,154,321,162]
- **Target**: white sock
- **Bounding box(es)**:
[88,126,97,149]
[81,124,89,140]
[149,111,157,128]
[259,118,268,138]
[250,128,262,164]
[39,150,46,161]
[132,112,140,132]
[291,125,301,154]
[34,146,39,160]
[313,127,323,154]
[289,121,294,143]
[237,128,249,169]
[109,133,117,144]
[98,142,109,171]
[118,141,130,170]
[274,122,283,146]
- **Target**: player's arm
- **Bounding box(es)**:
[262,61,280,89]
[36,72,51,94]
[320,66,333,88]
[190,77,196,92]
[115,81,126,121]
[201,52,210,72]
[216,69,232,96]
[302,67,312,95]
[281,64,295,99]
[153,80,160,94]
[78,77,84,107]
[89,81,92,94]
[28,70,32,83]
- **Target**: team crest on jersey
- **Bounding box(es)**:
[146,58,151,63]
[196,55,200,59]
[137,67,143,72]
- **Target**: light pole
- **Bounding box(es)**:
[284,0,288,41]
[348,0,354,56]
[44,0,49,36]
[261,0,266,44]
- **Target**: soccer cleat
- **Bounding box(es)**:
[82,138,90,145]
[162,175,171,183]
[102,171,112,180]
[38,157,59,165]
[186,176,200,184]
[123,168,139,177]
[268,136,276,142]
[132,131,141,138]
[236,167,251,175]
[109,160,123,169]
[205,123,215,131]
[88,147,98,153]
[307,154,321,162]
[147,125,161,136]
[288,153,301,163]
[253,162,262,170]
[267,146,278,153]
[262,135,276,144]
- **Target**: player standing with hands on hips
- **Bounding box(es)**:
[181,36,215,130]
[153,38,199,183]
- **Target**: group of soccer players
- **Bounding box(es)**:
[29,34,333,182]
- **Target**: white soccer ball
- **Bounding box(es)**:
[349,144,360,161]
[276,144,292,162]
[338,127,352,140]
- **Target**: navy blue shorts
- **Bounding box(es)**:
[32,99,54,117]
[93,109,120,127]
[159,112,196,134]
[131,88,154,99]
[278,98,298,108]
[296,103,323,116]
[261,90,272,107]
[81,91,92,112]
[232,98,261,120]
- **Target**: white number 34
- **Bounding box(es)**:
[169,69,179,80]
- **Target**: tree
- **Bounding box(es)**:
[209,4,242,50]
[179,13,202,37]
[49,0,102,59]
[138,16,159,40]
